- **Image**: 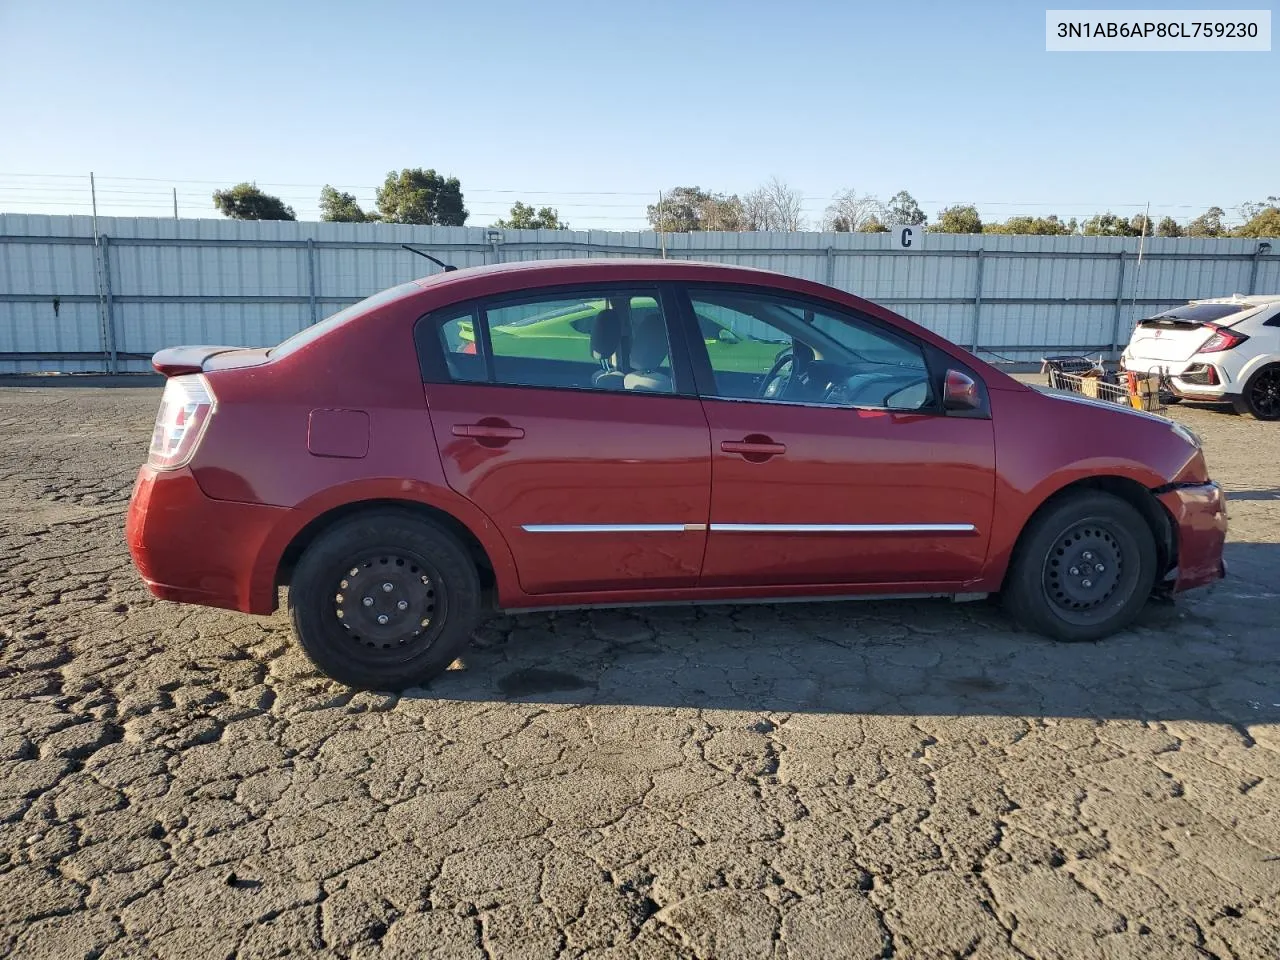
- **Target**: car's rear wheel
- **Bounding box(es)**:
[288,512,481,689]
[1003,491,1157,642]
[1232,364,1280,421]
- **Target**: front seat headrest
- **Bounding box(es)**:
[590,307,622,361]
[629,312,669,372]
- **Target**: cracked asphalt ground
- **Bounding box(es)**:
[1,383,1278,960]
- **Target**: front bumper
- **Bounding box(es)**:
[1156,481,1228,592]
[126,465,288,614]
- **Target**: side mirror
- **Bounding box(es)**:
[717,328,741,344]
[943,369,981,411]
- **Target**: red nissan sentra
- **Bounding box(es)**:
[126,259,1227,689]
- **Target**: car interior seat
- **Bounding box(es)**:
[589,307,626,390]
[624,313,673,393]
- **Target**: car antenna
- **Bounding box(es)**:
[401,244,457,272]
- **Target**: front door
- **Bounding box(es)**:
[682,287,996,588]
[421,288,711,595]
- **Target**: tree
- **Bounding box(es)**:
[376,168,467,225]
[1234,206,1280,238]
[212,183,296,221]
[929,205,983,233]
[742,177,805,231]
[1185,206,1226,238]
[984,215,1072,235]
[1239,196,1279,221]
[494,201,567,230]
[858,217,890,233]
[700,195,749,231]
[1081,211,1145,237]
[1157,216,1183,237]
[886,190,926,226]
[647,186,745,232]
[822,189,886,232]
[319,185,374,223]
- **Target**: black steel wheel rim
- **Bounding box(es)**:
[331,550,447,662]
[1250,369,1280,418]
[1041,521,1129,624]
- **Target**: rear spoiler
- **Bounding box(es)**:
[151,345,244,377]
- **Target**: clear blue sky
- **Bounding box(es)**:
[0,0,1274,227]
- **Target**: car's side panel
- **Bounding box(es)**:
[424,382,712,594]
[977,385,1203,590]
[697,398,997,586]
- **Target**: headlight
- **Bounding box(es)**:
[1170,421,1201,448]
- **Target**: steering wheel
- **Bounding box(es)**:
[758,350,794,399]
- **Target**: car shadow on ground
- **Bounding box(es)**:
[416,542,1280,726]
[1227,489,1280,501]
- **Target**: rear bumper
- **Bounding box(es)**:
[1157,481,1228,592]
[1121,357,1236,401]
[126,466,288,614]
[1122,355,1193,378]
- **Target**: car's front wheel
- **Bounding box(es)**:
[1232,364,1280,421]
[1003,491,1157,642]
[288,511,481,689]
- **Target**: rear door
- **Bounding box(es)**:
[677,285,996,588]
[417,286,711,596]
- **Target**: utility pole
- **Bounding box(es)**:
[657,189,666,259]
[89,172,110,372]
[173,187,179,220]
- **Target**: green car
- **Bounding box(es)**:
[454,297,787,375]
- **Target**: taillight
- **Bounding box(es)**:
[148,374,216,469]
[1199,323,1249,353]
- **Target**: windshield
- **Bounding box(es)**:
[1141,302,1251,325]
[270,282,421,358]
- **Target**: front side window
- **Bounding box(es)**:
[477,291,677,394]
[687,289,933,411]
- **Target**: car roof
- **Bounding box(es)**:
[1188,293,1280,305]
[412,257,789,289]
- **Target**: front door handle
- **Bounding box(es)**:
[721,435,786,460]
[453,421,525,442]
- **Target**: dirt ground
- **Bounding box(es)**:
[1,383,1277,960]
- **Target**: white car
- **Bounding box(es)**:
[1121,294,1280,420]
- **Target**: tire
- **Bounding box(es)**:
[288,511,481,689]
[1002,491,1157,643]
[1231,364,1280,421]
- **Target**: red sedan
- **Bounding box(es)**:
[126,259,1227,689]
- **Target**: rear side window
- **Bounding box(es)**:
[416,288,680,395]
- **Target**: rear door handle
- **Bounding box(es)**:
[721,438,786,457]
[453,423,525,440]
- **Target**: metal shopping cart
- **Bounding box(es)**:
[1040,355,1166,411]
